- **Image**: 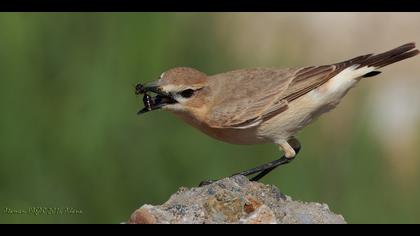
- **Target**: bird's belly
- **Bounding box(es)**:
[202,126,268,145]
[257,96,319,142]
[171,111,267,145]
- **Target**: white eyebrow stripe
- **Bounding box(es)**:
[161,84,187,92]
[160,72,166,79]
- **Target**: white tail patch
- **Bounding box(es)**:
[329,65,376,91]
[310,65,376,104]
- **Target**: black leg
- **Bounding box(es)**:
[249,156,293,181]
[198,138,301,186]
[235,144,300,181]
[231,155,292,178]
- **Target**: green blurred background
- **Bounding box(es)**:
[0,13,419,224]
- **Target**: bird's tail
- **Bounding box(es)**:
[335,42,419,78]
[357,42,419,69]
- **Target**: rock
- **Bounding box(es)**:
[129,207,157,224]
[128,175,346,224]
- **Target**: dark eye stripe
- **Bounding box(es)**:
[180,89,195,98]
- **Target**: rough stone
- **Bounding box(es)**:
[128,175,346,224]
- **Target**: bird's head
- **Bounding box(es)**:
[136,67,212,119]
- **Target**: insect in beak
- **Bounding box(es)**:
[135,82,177,115]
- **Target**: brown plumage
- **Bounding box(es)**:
[204,43,418,129]
[136,43,419,181]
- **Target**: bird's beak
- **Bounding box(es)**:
[136,81,177,115]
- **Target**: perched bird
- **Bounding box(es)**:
[136,43,419,184]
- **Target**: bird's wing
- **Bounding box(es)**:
[205,68,294,129]
[206,55,372,129]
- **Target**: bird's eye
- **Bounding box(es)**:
[180,89,195,98]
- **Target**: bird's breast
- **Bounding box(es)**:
[169,110,268,145]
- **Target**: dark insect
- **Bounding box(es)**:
[135,83,146,95]
[135,83,153,114]
[143,93,152,111]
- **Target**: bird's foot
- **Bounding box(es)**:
[198,179,217,187]
[198,138,301,186]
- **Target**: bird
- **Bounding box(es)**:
[135,42,419,185]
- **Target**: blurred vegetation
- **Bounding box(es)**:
[0,13,419,223]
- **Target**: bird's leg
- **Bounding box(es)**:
[198,138,301,186]
[240,137,301,181]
